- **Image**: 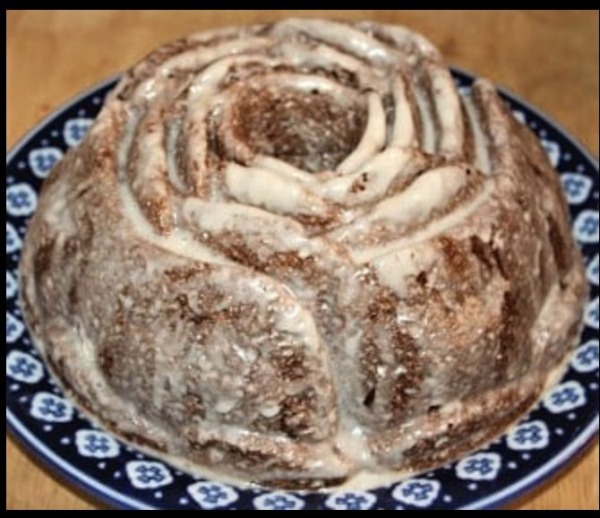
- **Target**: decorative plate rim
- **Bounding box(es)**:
[6,68,599,510]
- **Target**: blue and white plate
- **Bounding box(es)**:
[6,70,599,510]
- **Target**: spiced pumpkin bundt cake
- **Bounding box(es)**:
[20,19,587,488]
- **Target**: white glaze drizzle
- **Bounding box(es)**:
[428,67,464,154]
[462,94,492,174]
[336,92,387,175]
[390,76,417,147]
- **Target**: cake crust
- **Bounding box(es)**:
[20,19,587,488]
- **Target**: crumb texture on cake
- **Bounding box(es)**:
[20,19,586,488]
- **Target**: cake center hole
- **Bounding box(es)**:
[232,87,367,173]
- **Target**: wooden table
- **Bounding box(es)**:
[7,10,599,510]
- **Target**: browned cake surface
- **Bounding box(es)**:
[20,19,587,489]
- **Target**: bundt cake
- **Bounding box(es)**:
[20,19,587,489]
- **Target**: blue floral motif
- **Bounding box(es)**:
[6,351,44,383]
[187,481,238,509]
[63,118,93,147]
[391,479,441,508]
[571,340,600,373]
[587,255,599,285]
[75,430,120,458]
[463,458,492,476]
[6,223,22,253]
[6,312,25,343]
[585,298,599,330]
[456,453,502,481]
[544,381,586,413]
[88,435,110,453]
[325,491,376,510]
[561,173,593,204]
[514,425,541,444]
[30,392,74,422]
[402,482,433,501]
[125,461,173,489]
[6,184,37,217]
[137,465,165,484]
[574,210,599,244]
[6,271,17,299]
[552,387,579,406]
[253,492,304,510]
[38,397,65,418]
[506,421,550,451]
[262,495,296,510]
[194,484,226,504]
[10,357,35,377]
[578,344,599,365]
[28,147,63,178]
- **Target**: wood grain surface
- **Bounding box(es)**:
[6,10,599,511]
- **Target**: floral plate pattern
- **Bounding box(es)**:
[6,70,599,510]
